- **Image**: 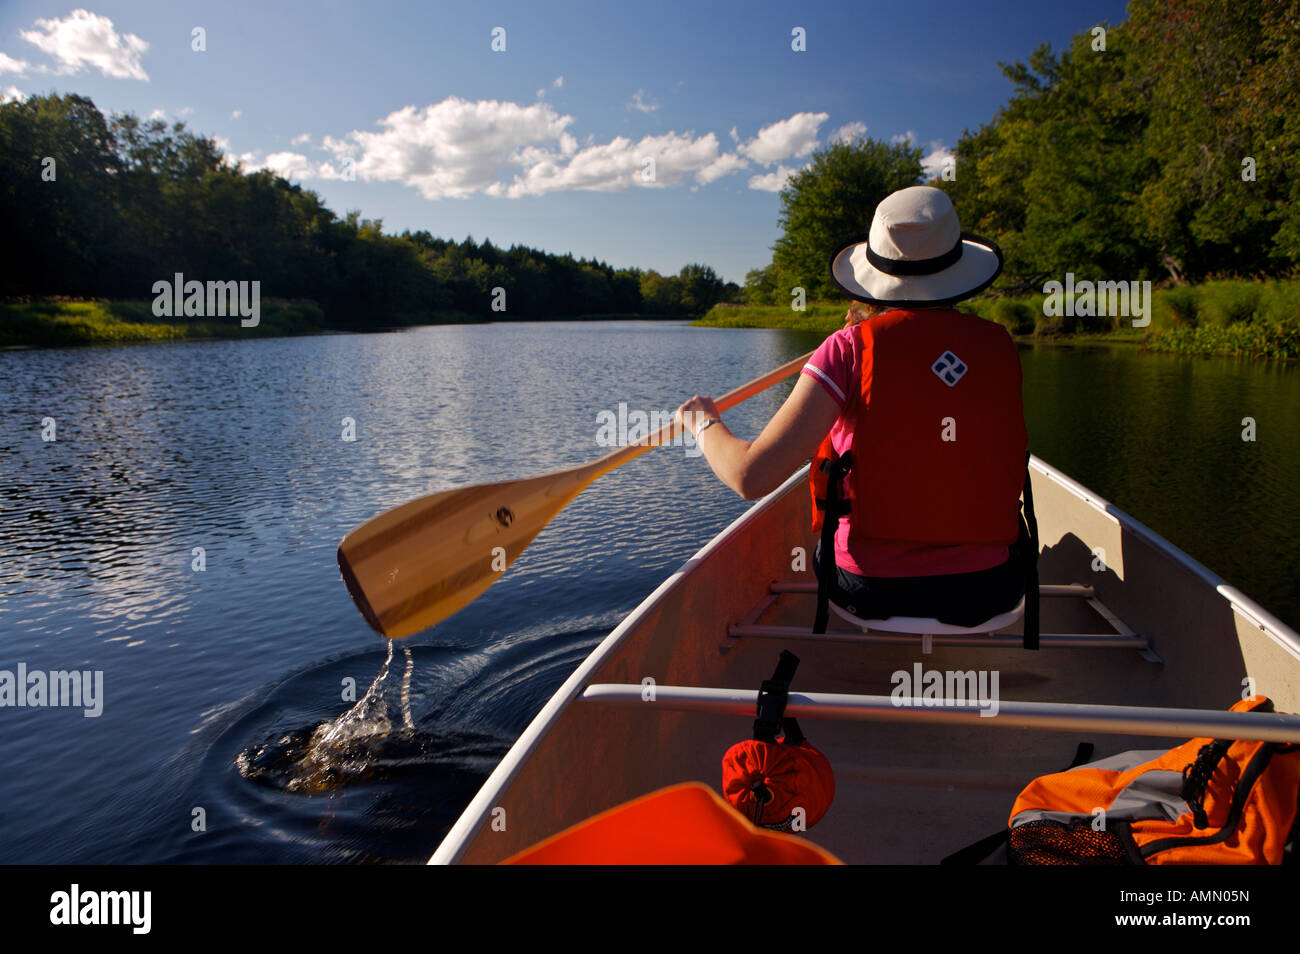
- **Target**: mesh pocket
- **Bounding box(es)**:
[1009,819,1136,865]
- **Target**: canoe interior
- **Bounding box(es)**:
[440,460,1300,864]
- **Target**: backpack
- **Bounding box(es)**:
[1004,696,1300,864]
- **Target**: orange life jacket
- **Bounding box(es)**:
[809,308,1027,547]
[501,782,843,865]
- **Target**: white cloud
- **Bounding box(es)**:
[831,121,867,144]
[0,53,30,75]
[230,108,241,120]
[1,85,27,104]
[748,164,804,192]
[258,98,826,197]
[226,149,317,180]
[498,130,727,197]
[177,106,193,117]
[212,136,231,153]
[552,76,563,88]
[738,112,827,164]
[696,151,749,185]
[890,130,918,146]
[627,89,658,113]
[291,132,310,145]
[259,151,315,179]
[728,126,739,143]
[314,161,351,180]
[921,141,955,180]
[21,9,148,81]
[325,97,578,199]
[224,150,258,170]
[147,107,165,120]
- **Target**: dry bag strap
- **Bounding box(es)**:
[813,452,853,634]
[754,650,800,743]
[1143,741,1283,859]
[1021,453,1040,651]
[1181,738,1233,829]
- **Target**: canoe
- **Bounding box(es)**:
[429,456,1300,864]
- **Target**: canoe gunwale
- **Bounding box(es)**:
[1029,456,1300,662]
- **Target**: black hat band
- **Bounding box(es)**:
[865,237,963,276]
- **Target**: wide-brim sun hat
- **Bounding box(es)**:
[828,186,1002,307]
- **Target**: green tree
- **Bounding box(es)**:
[770,137,923,300]
[741,265,777,304]
[0,93,123,296]
[1126,0,1298,279]
[677,262,725,314]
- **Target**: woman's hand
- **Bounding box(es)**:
[675,395,720,437]
[676,375,840,500]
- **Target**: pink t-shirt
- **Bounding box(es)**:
[801,325,1011,578]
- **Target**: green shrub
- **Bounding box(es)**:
[1197,280,1261,328]
[1154,286,1200,329]
[991,298,1037,335]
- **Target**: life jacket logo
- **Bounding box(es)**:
[931,351,967,386]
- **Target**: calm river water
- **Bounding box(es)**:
[1,320,1296,863]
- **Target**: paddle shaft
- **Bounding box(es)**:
[586,349,814,482]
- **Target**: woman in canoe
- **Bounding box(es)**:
[676,185,1028,629]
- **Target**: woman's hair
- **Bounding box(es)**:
[850,299,949,319]
[849,300,890,320]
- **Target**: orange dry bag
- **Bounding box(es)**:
[721,651,835,831]
[1006,696,1300,864]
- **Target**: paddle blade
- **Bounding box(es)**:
[338,468,592,639]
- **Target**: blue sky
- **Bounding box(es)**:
[1,1,1129,284]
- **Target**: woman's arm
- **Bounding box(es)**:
[675,372,843,500]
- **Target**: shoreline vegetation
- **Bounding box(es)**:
[694,279,1300,361]
[5,280,1297,361]
[0,299,694,348]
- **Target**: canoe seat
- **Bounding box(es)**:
[831,596,1025,635]
[724,582,1161,661]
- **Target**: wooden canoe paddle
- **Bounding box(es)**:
[337,348,815,639]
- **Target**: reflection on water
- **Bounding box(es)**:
[0,323,1297,863]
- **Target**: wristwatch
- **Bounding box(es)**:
[695,417,722,438]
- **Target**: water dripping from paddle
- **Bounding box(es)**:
[237,640,425,793]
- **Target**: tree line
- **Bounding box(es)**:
[744,0,1300,305]
[0,93,739,324]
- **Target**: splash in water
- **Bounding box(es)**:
[238,641,423,793]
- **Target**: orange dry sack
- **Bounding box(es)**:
[721,650,835,831]
[1007,696,1300,864]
